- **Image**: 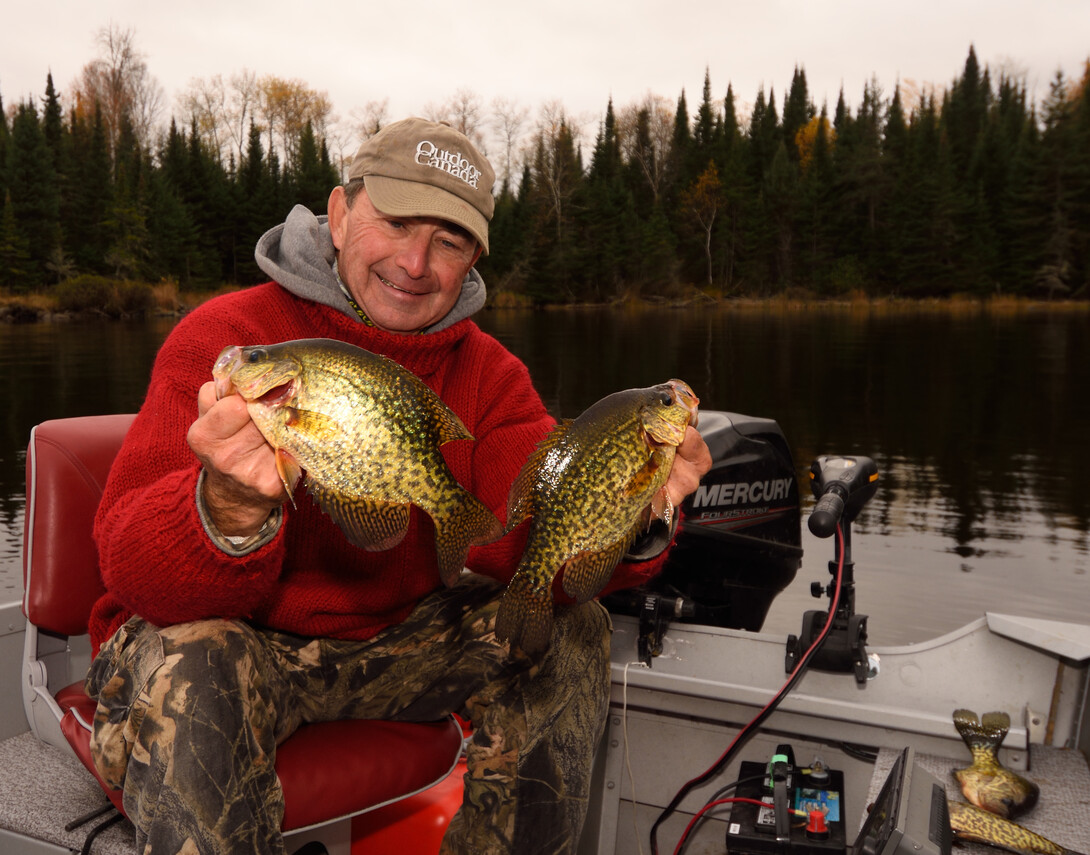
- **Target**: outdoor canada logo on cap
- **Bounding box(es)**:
[347,117,496,254]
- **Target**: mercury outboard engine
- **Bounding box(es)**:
[603,411,802,663]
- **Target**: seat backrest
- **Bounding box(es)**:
[22,414,136,636]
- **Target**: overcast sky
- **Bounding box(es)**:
[3,0,1088,142]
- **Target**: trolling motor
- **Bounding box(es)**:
[785,455,879,685]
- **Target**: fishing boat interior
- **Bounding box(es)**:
[0,410,1087,855]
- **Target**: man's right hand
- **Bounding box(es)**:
[188,381,290,537]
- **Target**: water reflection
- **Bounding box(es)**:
[2,304,1087,643]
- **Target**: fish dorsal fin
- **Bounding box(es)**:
[505,420,573,533]
[561,528,637,602]
[640,406,687,448]
[307,481,411,552]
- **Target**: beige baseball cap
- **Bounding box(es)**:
[347,117,496,254]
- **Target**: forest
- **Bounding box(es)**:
[1,29,1088,306]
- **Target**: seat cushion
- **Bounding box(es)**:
[55,683,464,832]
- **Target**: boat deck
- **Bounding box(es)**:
[1,729,1086,855]
[869,745,1090,855]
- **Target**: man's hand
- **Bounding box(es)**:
[188,381,290,537]
[663,426,712,511]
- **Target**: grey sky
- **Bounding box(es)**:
[3,0,1087,143]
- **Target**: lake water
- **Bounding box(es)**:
[2,302,1088,644]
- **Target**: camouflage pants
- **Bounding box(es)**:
[84,575,611,855]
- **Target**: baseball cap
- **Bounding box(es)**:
[347,117,496,254]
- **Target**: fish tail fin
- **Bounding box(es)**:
[495,569,554,656]
[954,708,1009,754]
[433,493,503,587]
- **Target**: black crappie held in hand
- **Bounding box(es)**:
[948,801,1087,855]
[496,379,699,655]
[212,338,502,584]
[953,709,1040,820]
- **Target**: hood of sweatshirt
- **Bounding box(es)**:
[254,204,487,333]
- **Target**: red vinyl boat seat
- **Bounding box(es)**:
[21,414,463,853]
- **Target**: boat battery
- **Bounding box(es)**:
[727,758,847,855]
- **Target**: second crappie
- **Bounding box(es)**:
[212,338,502,585]
[496,379,699,654]
[953,709,1040,820]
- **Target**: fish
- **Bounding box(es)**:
[212,338,503,585]
[496,379,699,654]
[953,709,1040,819]
[948,801,1088,855]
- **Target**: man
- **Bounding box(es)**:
[87,117,712,855]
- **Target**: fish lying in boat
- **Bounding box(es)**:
[496,379,699,654]
[948,801,1088,855]
[953,709,1040,819]
[212,338,502,584]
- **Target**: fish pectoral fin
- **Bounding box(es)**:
[621,450,668,500]
[640,407,688,447]
[561,538,630,602]
[284,407,341,442]
[307,483,411,552]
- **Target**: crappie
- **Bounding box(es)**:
[953,709,1040,819]
[496,380,699,654]
[212,338,502,585]
[948,801,1087,855]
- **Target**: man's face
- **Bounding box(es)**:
[327,186,482,333]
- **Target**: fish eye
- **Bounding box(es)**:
[246,348,267,363]
[660,392,673,406]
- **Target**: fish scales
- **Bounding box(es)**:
[496,380,699,655]
[948,801,1087,855]
[212,338,502,584]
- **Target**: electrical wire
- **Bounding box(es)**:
[649,522,847,855]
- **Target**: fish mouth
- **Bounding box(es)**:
[211,345,299,405]
[254,379,296,406]
[668,379,700,427]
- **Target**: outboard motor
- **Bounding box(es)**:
[603,411,802,662]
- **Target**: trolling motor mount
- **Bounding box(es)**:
[785,456,879,684]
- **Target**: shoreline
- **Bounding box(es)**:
[2,287,1088,325]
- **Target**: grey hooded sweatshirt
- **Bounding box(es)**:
[254,204,487,332]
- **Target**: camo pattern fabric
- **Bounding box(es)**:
[84,574,611,855]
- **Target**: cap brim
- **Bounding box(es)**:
[364,175,489,255]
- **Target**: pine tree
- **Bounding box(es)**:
[0,190,33,290]
[718,84,752,292]
[67,104,115,274]
[7,100,61,283]
[782,66,815,160]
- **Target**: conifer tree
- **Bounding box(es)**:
[782,66,815,160]
[7,100,61,283]
[0,190,33,290]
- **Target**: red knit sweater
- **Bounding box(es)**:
[90,284,669,652]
